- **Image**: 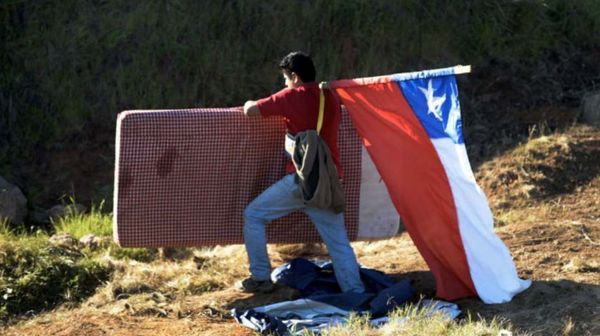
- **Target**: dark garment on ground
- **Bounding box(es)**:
[232,258,417,335]
[272,258,414,315]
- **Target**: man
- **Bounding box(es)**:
[240,51,365,294]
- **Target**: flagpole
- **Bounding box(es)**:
[453,65,471,75]
[324,65,472,89]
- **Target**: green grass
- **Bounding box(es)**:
[0,218,12,236]
[0,232,111,320]
[108,246,158,263]
[54,201,113,239]
[303,303,513,336]
[51,200,162,263]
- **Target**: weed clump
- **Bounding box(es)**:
[54,201,113,239]
[0,235,111,320]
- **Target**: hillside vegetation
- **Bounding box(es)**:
[1,0,600,208]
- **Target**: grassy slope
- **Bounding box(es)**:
[1,125,598,335]
[1,0,600,207]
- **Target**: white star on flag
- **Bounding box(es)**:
[419,79,446,122]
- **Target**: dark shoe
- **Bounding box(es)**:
[237,277,275,293]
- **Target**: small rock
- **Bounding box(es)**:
[79,234,102,249]
[49,232,78,248]
[48,203,87,221]
[582,90,600,126]
[47,205,66,221]
[0,176,27,225]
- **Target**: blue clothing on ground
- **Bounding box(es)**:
[233,258,420,335]
[272,258,414,315]
[243,174,365,293]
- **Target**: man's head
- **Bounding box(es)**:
[279,51,316,89]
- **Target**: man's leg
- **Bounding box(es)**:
[244,174,304,281]
[304,207,365,293]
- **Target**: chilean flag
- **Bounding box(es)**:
[328,66,531,304]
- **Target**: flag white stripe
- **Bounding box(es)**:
[357,146,400,240]
[431,138,531,303]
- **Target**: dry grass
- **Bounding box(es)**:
[315,304,513,336]
[84,245,249,316]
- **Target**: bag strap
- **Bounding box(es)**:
[317,82,326,134]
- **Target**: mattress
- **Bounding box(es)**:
[113,107,398,247]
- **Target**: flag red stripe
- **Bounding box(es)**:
[325,75,393,88]
[334,82,477,300]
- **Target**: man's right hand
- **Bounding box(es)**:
[243,100,260,117]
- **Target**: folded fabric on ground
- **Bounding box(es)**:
[232,258,461,335]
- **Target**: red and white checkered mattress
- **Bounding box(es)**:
[113,107,399,247]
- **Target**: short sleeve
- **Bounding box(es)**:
[256,88,292,118]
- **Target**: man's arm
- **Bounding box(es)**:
[243,100,261,117]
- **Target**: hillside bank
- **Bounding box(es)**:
[1,0,599,213]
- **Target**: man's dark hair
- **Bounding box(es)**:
[279,51,316,83]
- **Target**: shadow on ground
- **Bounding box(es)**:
[403,269,600,336]
[456,279,599,335]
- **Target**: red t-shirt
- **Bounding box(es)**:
[256,82,343,177]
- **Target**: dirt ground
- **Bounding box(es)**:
[2,126,599,335]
